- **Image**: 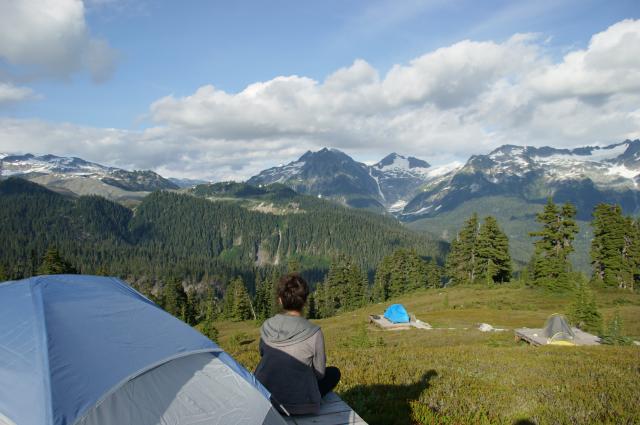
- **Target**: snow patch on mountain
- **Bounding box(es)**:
[607,164,639,179]
[388,199,408,213]
[425,161,463,179]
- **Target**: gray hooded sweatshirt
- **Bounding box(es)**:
[254,314,326,415]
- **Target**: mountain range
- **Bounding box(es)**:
[3,140,640,270]
[0,153,179,204]
[248,140,640,220]
[247,148,453,212]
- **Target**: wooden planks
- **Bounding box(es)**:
[515,327,601,346]
[283,392,368,425]
[369,314,431,330]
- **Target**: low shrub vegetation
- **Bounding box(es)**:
[216,286,640,425]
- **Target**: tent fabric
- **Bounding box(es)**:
[0,275,276,425]
[543,314,575,340]
[383,304,410,324]
[77,353,284,425]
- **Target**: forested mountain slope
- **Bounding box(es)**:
[0,178,445,285]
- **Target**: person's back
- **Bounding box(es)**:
[254,274,340,415]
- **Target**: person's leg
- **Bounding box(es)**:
[317,366,341,397]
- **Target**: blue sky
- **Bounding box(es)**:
[1,0,639,179]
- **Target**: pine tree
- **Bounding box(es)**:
[230,277,253,321]
[200,290,219,342]
[305,290,317,319]
[0,264,7,281]
[529,199,579,291]
[568,279,602,333]
[476,216,512,284]
[221,280,236,319]
[162,277,188,318]
[314,281,333,318]
[445,213,480,285]
[425,259,442,288]
[591,204,639,290]
[373,249,438,302]
[346,262,368,310]
[38,247,75,275]
[181,289,197,326]
[254,276,273,320]
[600,310,633,345]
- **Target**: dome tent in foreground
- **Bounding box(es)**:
[0,275,286,425]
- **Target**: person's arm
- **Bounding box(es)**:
[312,330,326,379]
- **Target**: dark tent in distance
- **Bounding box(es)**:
[543,314,575,343]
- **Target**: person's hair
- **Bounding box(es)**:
[277,273,309,311]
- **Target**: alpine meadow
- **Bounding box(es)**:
[1,2,640,425]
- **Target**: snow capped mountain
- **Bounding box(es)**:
[2,153,117,177]
[372,153,430,176]
[247,148,435,211]
[369,153,433,206]
[402,140,640,220]
[1,153,179,200]
[248,148,386,210]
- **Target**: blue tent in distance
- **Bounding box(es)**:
[0,275,286,425]
[383,304,410,323]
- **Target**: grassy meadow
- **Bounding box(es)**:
[216,285,640,425]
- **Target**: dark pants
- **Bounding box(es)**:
[317,366,341,397]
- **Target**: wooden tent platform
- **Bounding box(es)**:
[368,314,431,330]
[515,327,601,346]
[283,392,368,425]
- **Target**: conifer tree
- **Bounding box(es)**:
[600,310,633,345]
[162,277,188,319]
[372,255,391,302]
[200,290,219,341]
[305,290,317,319]
[346,262,368,310]
[529,199,579,291]
[221,280,236,319]
[229,277,253,321]
[0,264,7,281]
[254,276,274,320]
[373,249,439,302]
[313,281,333,319]
[591,204,639,290]
[445,213,480,284]
[476,216,512,284]
[568,279,602,333]
[426,259,442,288]
[181,289,197,326]
[38,247,75,275]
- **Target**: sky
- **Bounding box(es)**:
[0,0,639,181]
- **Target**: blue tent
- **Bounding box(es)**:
[0,275,285,425]
[383,304,410,323]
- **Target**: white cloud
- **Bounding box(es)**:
[0,0,118,82]
[1,19,639,180]
[0,83,36,104]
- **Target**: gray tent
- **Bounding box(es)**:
[0,275,286,425]
[543,314,575,343]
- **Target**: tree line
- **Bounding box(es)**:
[3,178,637,343]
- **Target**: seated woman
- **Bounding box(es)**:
[255,273,340,415]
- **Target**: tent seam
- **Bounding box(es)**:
[30,277,54,425]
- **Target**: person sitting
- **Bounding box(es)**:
[254,273,341,415]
